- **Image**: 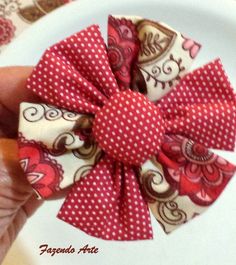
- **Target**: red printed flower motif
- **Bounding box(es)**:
[0,17,15,45]
[18,134,64,198]
[182,35,201,59]
[160,135,235,206]
[108,16,140,90]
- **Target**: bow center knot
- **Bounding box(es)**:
[93,90,165,165]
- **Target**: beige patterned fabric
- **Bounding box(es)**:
[141,158,207,233]
[0,0,71,53]
[124,16,200,101]
[19,103,102,197]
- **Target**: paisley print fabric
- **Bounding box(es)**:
[18,133,64,198]
[108,16,201,101]
[140,135,236,233]
[0,0,71,53]
[108,16,140,91]
[161,135,235,206]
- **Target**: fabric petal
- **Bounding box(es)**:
[26,25,120,114]
[58,155,153,240]
[19,103,85,150]
[107,16,201,101]
[159,59,236,151]
[140,135,236,233]
[128,18,201,101]
[18,102,102,198]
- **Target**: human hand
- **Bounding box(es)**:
[0,67,42,262]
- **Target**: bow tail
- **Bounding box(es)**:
[58,155,153,240]
[140,135,236,233]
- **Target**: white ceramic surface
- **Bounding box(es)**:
[1,0,236,264]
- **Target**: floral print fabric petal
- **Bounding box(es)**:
[141,135,236,233]
[161,135,235,206]
[108,16,201,101]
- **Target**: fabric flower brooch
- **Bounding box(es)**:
[18,15,236,240]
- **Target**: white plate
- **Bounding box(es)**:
[1,0,236,265]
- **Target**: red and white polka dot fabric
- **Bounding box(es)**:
[28,25,119,114]
[93,90,165,165]
[18,15,236,241]
[158,59,236,151]
[58,156,153,240]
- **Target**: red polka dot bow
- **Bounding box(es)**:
[18,16,236,240]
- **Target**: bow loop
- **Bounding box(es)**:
[158,59,236,151]
[27,25,120,114]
